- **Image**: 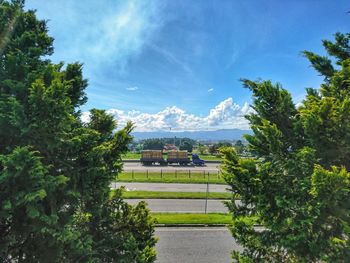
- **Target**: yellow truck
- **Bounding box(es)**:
[166,150,191,165]
[140,150,191,165]
[140,150,166,165]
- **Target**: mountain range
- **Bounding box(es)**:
[131,129,253,142]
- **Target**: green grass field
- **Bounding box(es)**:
[121,152,222,161]
[122,152,143,160]
[197,154,223,161]
[152,213,232,225]
[116,171,226,184]
[121,190,232,199]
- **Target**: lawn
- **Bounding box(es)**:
[198,154,223,161]
[152,213,232,225]
[121,190,232,199]
[116,171,226,184]
[122,152,143,159]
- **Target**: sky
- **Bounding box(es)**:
[25,0,350,131]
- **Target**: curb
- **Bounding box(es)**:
[203,160,222,164]
[155,224,264,228]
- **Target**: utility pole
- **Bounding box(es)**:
[204,172,209,214]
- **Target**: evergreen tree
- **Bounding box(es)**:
[179,141,193,152]
[0,1,156,262]
[222,33,350,262]
[233,140,245,155]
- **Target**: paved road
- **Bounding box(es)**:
[123,162,220,172]
[155,227,241,263]
[125,199,228,213]
[113,182,229,193]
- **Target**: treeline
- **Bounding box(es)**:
[129,137,247,155]
[137,137,196,151]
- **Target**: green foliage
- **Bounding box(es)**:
[142,138,165,150]
[233,140,245,155]
[196,144,208,155]
[223,33,350,262]
[179,141,193,152]
[0,1,156,262]
[208,141,232,155]
[88,189,157,263]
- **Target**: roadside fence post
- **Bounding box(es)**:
[175,170,177,179]
[132,170,134,180]
[203,170,205,179]
[189,170,191,179]
[161,169,163,179]
[146,169,149,179]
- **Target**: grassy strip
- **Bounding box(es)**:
[117,172,226,184]
[122,152,143,159]
[197,154,223,161]
[122,190,232,199]
[152,213,232,225]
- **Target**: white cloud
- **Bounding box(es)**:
[207,98,241,126]
[126,86,139,91]
[208,88,214,92]
[86,97,252,131]
[81,111,91,123]
[295,102,304,108]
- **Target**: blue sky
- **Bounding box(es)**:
[26,0,350,131]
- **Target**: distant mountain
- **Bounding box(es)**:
[131,129,252,142]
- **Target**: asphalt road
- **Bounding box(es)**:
[113,182,229,193]
[155,227,241,263]
[123,162,220,172]
[125,199,228,213]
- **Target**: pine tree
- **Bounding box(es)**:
[222,33,350,262]
[0,1,156,262]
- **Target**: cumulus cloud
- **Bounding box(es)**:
[295,101,304,108]
[207,98,241,126]
[208,88,214,92]
[126,86,139,91]
[81,111,91,123]
[80,98,252,131]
